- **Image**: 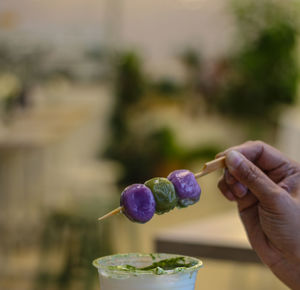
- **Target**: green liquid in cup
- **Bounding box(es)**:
[93,253,203,290]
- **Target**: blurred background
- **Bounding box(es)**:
[0,0,299,289]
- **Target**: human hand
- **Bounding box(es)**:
[217,141,300,290]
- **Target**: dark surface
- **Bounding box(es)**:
[155,239,261,264]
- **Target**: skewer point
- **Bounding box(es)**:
[98,206,123,221]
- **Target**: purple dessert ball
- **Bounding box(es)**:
[120,184,156,223]
[167,169,201,207]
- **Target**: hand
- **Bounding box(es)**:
[217,141,300,290]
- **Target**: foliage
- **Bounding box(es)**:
[0,40,79,113]
[218,0,299,120]
[151,77,183,97]
[109,51,146,141]
[104,51,223,187]
[179,48,202,93]
[34,197,114,290]
[0,42,51,85]
[179,48,202,72]
[106,125,222,187]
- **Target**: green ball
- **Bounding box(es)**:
[144,177,178,214]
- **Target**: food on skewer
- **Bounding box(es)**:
[98,156,226,222]
[120,184,156,223]
[120,170,201,223]
[167,169,201,208]
[144,177,177,214]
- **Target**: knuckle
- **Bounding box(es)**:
[253,140,262,145]
[239,163,259,184]
[244,140,255,146]
[253,140,267,150]
[245,140,263,147]
[268,189,288,209]
[243,140,256,147]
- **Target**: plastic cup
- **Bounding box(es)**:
[93,253,203,290]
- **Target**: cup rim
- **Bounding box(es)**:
[92,253,203,277]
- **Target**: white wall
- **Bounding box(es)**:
[0,0,236,76]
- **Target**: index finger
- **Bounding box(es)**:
[216,140,290,172]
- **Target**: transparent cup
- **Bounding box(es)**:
[92,253,203,290]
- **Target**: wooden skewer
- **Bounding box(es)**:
[194,156,226,178]
[97,156,226,221]
[98,206,123,221]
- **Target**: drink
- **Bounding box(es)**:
[93,253,203,290]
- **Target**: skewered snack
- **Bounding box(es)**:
[98,156,226,222]
[121,172,200,223]
[167,170,201,208]
[144,177,178,214]
[120,184,156,223]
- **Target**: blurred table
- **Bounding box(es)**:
[155,210,261,264]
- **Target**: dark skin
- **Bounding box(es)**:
[217,141,300,290]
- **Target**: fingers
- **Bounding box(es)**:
[224,169,236,185]
[216,140,264,162]
[217,177,236,201]
[278,171,300,197]
[232,182,248,198]
[218,171,259,212]
[216,140,291,174]
[224,150,283,203]
[219,169,248,200]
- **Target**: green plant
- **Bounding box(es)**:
[110,51,146,140]
[151,77,183,97]
[34,197,114,290]
[218,0,299,121]
[179,48,202,94]
[104,51,224,187]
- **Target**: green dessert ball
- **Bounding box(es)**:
[144,177,178,214]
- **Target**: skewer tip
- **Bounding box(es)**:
[98,206,123,221]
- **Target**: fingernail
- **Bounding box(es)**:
[226,150,243,171]
[233,182,248,198]
[225,190,236,201]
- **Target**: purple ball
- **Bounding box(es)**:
[120,184,156,223]
[167,169,201,207]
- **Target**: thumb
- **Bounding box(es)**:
[225,150,282,202]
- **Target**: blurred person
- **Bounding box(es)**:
[217,141,300,290]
